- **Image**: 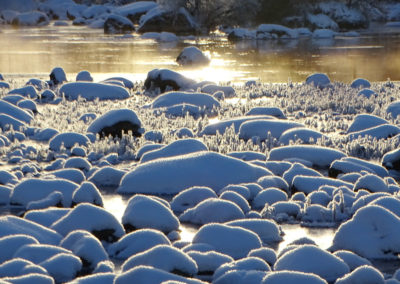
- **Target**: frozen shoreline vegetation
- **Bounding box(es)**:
[2,67,400,283]
[1,0,400,40]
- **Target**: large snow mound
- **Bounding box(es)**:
[59,82,130,101]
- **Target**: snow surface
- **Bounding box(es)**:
[60,82,130,101]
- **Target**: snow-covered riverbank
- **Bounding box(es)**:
[1,67,400,282]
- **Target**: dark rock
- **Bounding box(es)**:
[138,7,198,35]
[104,14,135,34]
[144,68,196,93]
[49,67,67,86]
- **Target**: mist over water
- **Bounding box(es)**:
[1,25,400,83]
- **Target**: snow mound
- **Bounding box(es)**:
[274,245,349,282]
[351,78,371,89]
[239,119,304,141]
[118,152,271,195]
[0,99,33,123]
[347,124,400,141]
[177,46,210,66]
[0,258,48,278]
[0,234,39,264]
[305,73,331,88]
[88,166,126,187]
[226,218,282,244]
[114,265,205,284]
[23,207,70,228]
[72,182,103,207]
[179,198,245,225]
[187,250,233,275]
[121,245,198,276]
[59,82,130,101]
[386,101,400,119]
[333,250,372,271]
[10,178,78,208]
[268,145,346,168]
[292,176,352,195]
[246,107,286,119]
[122,195,179,234]
[140,139,208,163]
[12,11,49,26]
[144,68,196,93]
[171,186,217,214]
[49,132,90,151]
[335,265,384,284]
[261,270,328,284]
[108,229,171,260]
[192,223,262,259]
[40,253,82,283]
[252,188,288,210]
[51,203,125,242]
[353,174,389,193]
[329,157,389,178]
[331,205,400,259]
[87,109,143,138]
[279,128,326,145]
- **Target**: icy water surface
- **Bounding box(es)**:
[2,24,400,83]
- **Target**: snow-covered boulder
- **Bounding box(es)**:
[329,157,389,178]
[40,252,82,283]
[282,163,322,187]
[305,73,331,88]
[246,107,286,119]
[87,109,143,138]
[256,24,298,39]
[347,124,400,141]
[12,11,49,26]
[121,245,198,276]
[118,152,271,195]
[274,245,349,282]
[115,1,157,24]
[147,91,220,116]
[140,139,207,163]
[23,207,70,228]
[114,265,205,284]
[351,78,371,89]
[122,195,179,234]
[72,182,103,207]
[188,250,232,276]
[333,250,372,271]
[76,70,93,82]
[8,85,38,99]
[387,101,400,119]
[108,229,171,260]
[261,271,328,284]
[268,145,346,169]
[335,265,384,284]
[0,114,26,131]
[279,128,326,145]
[60,230,108,269]
[10,178,78,208]
[49,132,90,151]
[252,188,288,210]
[313,29,336,39]
[51,203,125,242]
[104,14,135,34]
[177,46,210,66]
[200,115,275,136]
[353,174,389,193]
[0,258,48,278]
[0,99,33,123]
[60,82,130,101]
[192,223,262,259]
[50,67,67,86]
[307,13,338,30]
[347,114,389,134]
[228,151,266,162]
[138,7,198,35]
[226,219,282,244]
[213,256,270,282]
[357,88,377,99]
[318,2,368,30]
[0,216,62,245]
[292,176,352,195]
[88,166,126,188]
[144,68,196,93]
[0,234,39,264]
[170,186,217,214]
[330,205,400,259]
[201,84,235,98]
[238,119,304,141]
[179,198,245,225]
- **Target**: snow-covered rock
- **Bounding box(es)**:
[122,195,179,234]
[335,265,384,284]
[226,219,282,244]
[118,152,271,195]
[305,73,331,88]
[104,14,135,34]
[257,24,299,39]
[144,68,196,92]
[12,11,49,26]
[0,216,62,245]
[238,119,304,141]
[0,258,48,278]
[51,203,125,242]
[72,182,103,207]
[179,198,245,225]
[40,252,82,283]
[386,101,400,119]
[246,107,286,119]
[0,99,33,123]
[170,186,217,214]
[60,82,130,101]
[87,109,143,138]
[333,250,372,271]
[121,244,198,276]
[50,67,67,86]
[292,176,352,195]
[0,234,39,264]
[274,244,349,282]
[351,78,371,89]
[49,132,90,151]
[329,157,389,178]
[8,85,38,99]
[108,229,171,260]
[10,178,78,208]
[279,128,326,145]
[353,174,389,193]
[177,46,210,66]
[261,271,328,284]
[252,188,288,209]
[76,70,93,82]
[192,223,262,259]
[88,166,126,187]
[330,205,400,259]
[268,145,346,169]
[114,1,157,24]
[347,124,400,141]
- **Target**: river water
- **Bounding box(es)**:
[1,23,400,83]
